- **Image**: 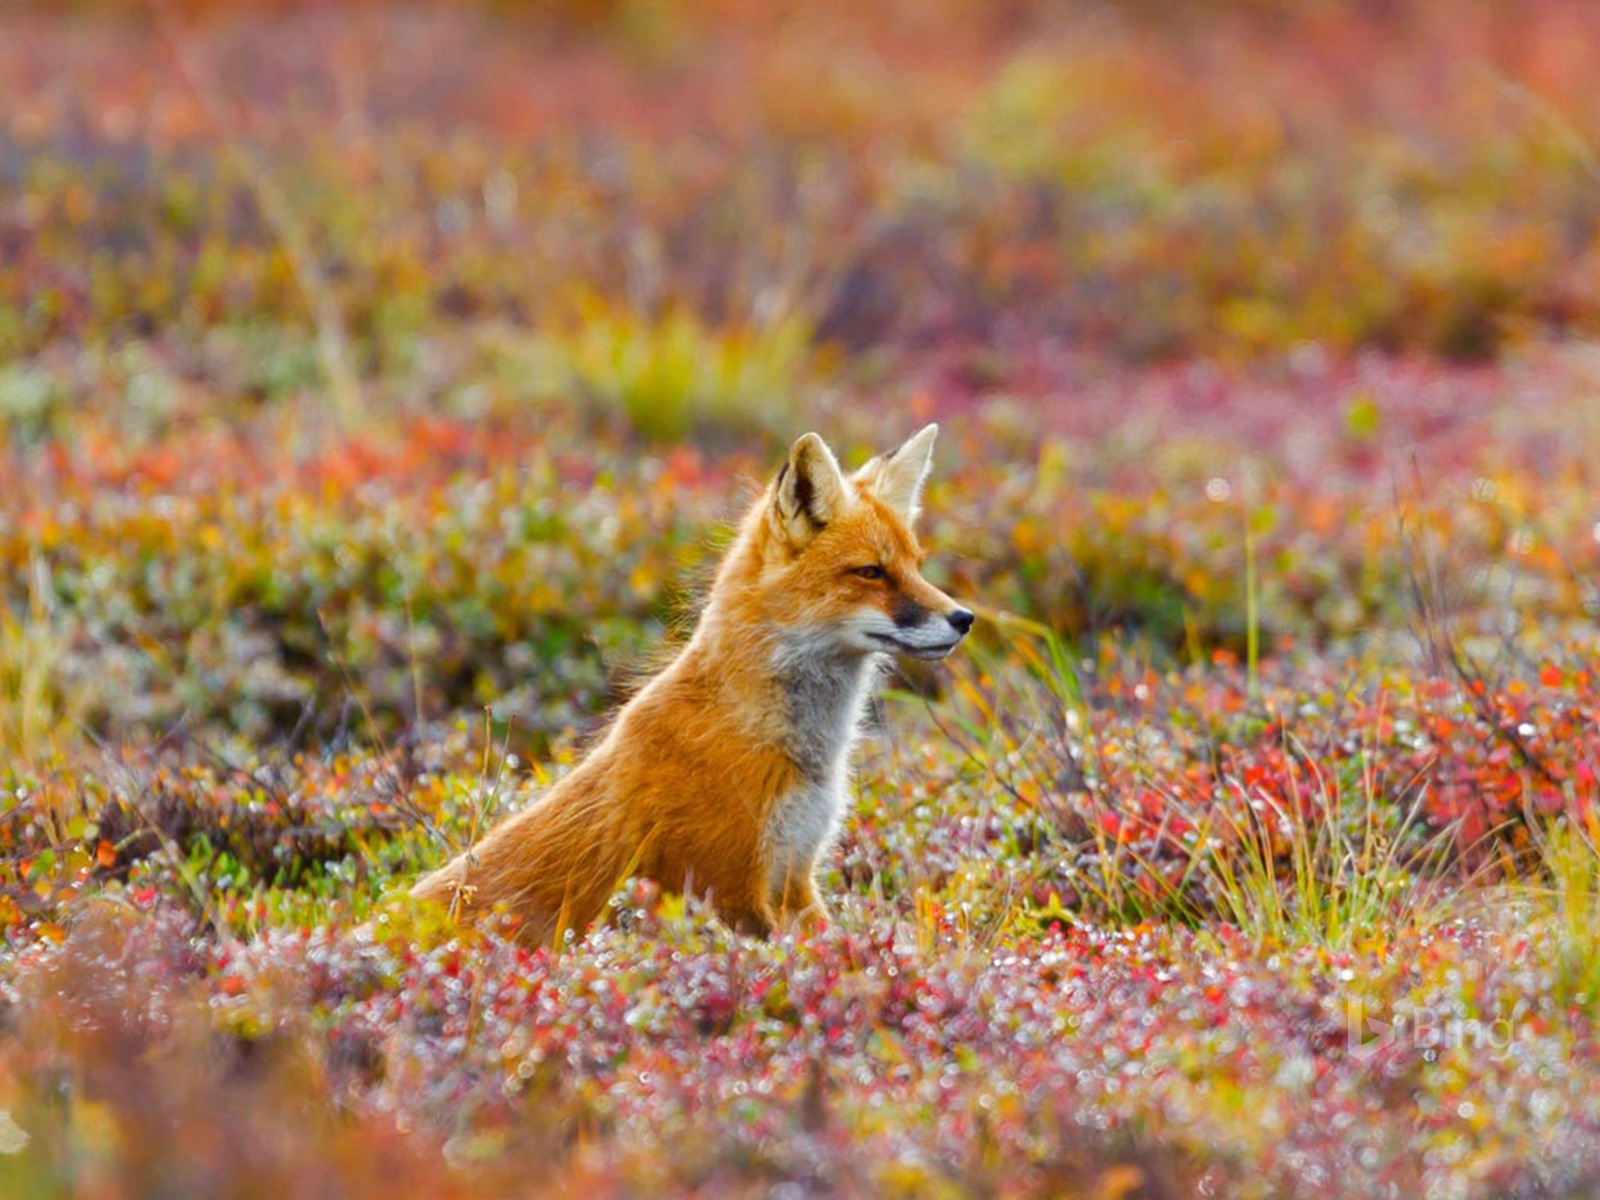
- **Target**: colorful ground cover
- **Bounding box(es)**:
[3,2,1600,1196]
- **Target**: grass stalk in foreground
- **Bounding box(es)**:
[0,555,81,772]
[1512,811,1600,1014]
[933,618,1467,950]
[1183,734,1457,954]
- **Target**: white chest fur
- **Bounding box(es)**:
[764,778,848,898]
[761,638,881,895]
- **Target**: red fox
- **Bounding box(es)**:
[410,424,973,942]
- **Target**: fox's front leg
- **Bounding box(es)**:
[723,865,825,938]
[721,898,779,940]
[776,867,831,934]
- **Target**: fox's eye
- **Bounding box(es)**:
[850,565,887,581]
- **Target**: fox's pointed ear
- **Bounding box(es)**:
[771,432,848,549]
[855,423,938,524]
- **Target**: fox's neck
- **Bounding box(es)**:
[766,632,879,781]
[679,575,879,782]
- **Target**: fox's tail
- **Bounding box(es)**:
[410,785,635,945]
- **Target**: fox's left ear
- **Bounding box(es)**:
[771,431,849,550]
[855,423,938,524]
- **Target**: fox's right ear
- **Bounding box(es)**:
[854,422,937,525]
[770,432,848,550]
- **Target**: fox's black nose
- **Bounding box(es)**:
[946,608,975,636]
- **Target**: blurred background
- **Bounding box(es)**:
[3,0,1599,754]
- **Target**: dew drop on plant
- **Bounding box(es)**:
[1529,1090,1557,1123]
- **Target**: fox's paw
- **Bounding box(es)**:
[723,903,778,941]
[781,899,830,937]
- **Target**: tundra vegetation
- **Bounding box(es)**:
[3,1,1600,1196]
